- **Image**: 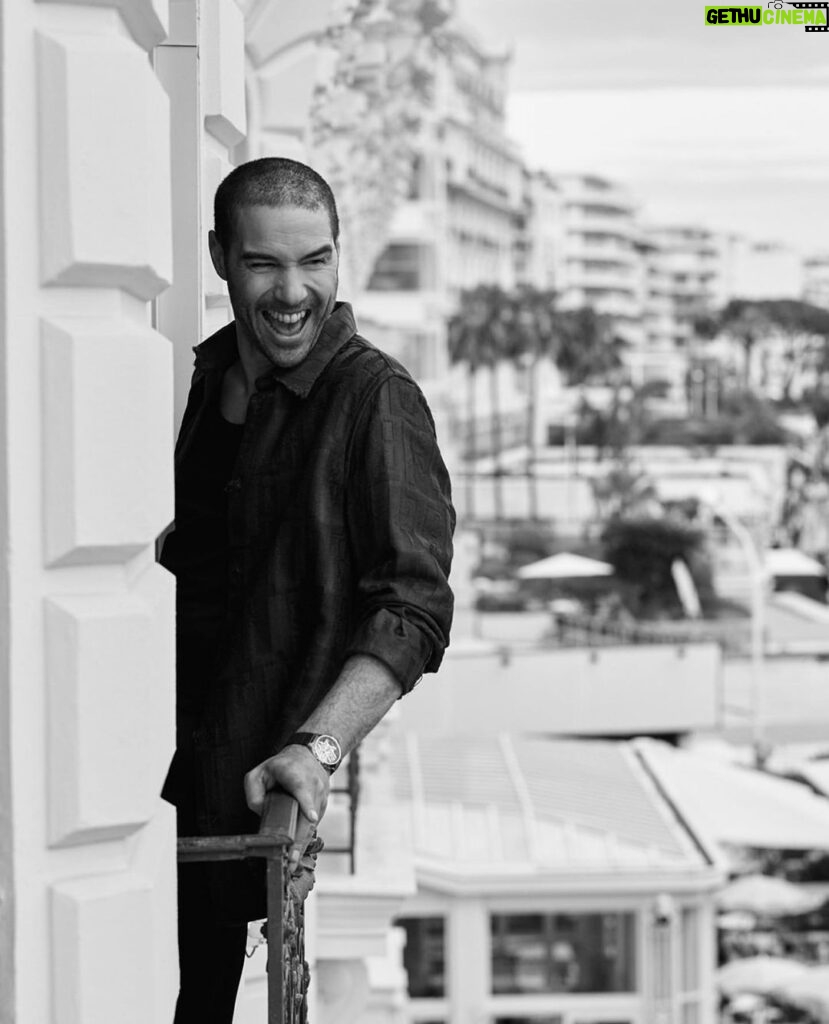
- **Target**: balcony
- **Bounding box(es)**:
[177,790,313,1023]
[178,750,365,1023]
[565,212,635,240]
[566,268,637,294]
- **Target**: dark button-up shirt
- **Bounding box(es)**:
[160,302,455,841]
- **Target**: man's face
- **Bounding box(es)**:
[209,203,339,373]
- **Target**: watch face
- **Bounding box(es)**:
[312,735,341,766]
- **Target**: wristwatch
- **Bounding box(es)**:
[287,732,343,774]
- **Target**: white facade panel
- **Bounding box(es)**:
[45,567,174,846]
[2,1,180,1021]
[41,317,174,566]
[37,31,173,298]
[51,871,160,1024]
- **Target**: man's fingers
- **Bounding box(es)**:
[287,779,321,825]
[243,767,268,815]
[244,749,331,824]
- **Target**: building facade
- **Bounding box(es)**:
[358,17,528,463]
[804,254,829,311]
[550,175,641,330]
[392,736,723,1024]
[0,1,242,1020]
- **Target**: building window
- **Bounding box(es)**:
[396,916,446,998]
[495,1018,564,1024]
[680,908,699,990]
[496,1020,631,1024]
[490,913,636,994]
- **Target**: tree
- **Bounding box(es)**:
[553,307,627,386]
[449,288,631,522]
[590,460,659,523]
[601,516,716,619]
[702,299,829,397]
[512,286,559,518]
[448,285,525,521]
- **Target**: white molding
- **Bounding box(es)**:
[45,569,174,846]
[315,878,416,960]
[37,32,173,300]
[36,0,170,51]
[51,871,165,1024]
[201,0,247,147]
[413,864,725,899]
[40,318,174,566]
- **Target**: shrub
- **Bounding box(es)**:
[601,516,717,619]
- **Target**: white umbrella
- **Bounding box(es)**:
[771,965,829,1019]
[718,874,827,917]
[717,955,809,997]
[717,910,758,931]
[765,548,827,578]
[516,553,614,580]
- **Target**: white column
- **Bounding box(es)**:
[449,899,489,1024]
[0,1,177,1022]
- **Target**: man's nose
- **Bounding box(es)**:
[271,266,306,307]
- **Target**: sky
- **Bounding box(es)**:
[455,0,829,255]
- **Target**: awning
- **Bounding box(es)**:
[718,874,826,917]
[637,739,829,851]
[717,955,809,997]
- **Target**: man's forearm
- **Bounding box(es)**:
[245,655,402,833]
[298,653,401,754]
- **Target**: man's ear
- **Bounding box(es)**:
[208,229,228,281]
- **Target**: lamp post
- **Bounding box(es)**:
[704,497,768,767]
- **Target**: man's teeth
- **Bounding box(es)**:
[265,310,306,325]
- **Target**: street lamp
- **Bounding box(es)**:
[701,493,769,768]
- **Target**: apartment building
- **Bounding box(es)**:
[728,237,804,301]
[358,18,529,459]
[550,175,641,330]
[359,21,525,362]
[804,253,829,310]
[645,226,729,348]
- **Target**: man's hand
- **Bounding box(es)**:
[244,745,330,867]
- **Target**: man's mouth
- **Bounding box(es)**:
[262,309,310,335]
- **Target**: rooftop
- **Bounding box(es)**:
[392,735,716,890]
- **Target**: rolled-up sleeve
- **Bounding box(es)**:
[344,373,455,694]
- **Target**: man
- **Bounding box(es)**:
[159,157,455,1023]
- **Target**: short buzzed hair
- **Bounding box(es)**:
[213,157,340,249]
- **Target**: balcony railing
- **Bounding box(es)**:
[176,749,362,1022]
[177,789,314,1024]
[551,609,750,655]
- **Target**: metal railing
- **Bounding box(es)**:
[551,610,750,655]
[177,789,314,1024]
[323,746,361,874]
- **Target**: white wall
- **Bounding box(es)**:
[0,2,177,1022]
[0,1,251,1021]
[399,642,722,738]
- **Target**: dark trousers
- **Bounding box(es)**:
[174,860,249,1024]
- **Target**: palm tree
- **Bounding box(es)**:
[448,285,518,521]
[449,291,630,523]
[513,286,558,519]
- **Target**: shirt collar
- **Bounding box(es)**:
[193,301,358,399]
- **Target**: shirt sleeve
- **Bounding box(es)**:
[344,373,455,694]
